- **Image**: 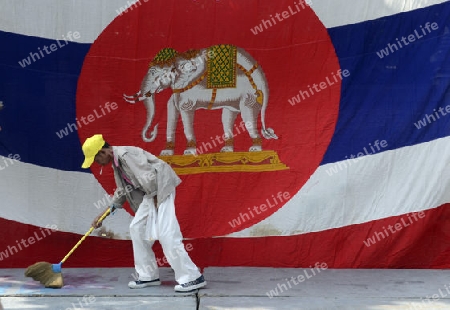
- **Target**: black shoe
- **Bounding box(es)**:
[128,279,161,289]
[174,275,207,292]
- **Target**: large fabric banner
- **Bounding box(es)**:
[0,0,449,269]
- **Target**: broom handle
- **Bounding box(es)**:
[60,208,111,264]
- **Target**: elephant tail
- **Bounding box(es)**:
[253,69,277,140]
[261,107,278,140]
[258,88,278,139]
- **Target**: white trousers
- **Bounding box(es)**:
[129,193,201,284]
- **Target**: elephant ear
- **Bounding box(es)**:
[174,56,207,85]
[177,59,197,74]
[175,59,206,87]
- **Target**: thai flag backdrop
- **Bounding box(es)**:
[0,0,449,269]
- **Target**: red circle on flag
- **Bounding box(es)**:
[76,0,340,238]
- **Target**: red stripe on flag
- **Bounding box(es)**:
[1,204,449,268]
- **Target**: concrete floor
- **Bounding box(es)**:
[1,267,450,309]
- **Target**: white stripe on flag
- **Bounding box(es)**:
[0,158,132,239]
[230,136,450,237]
[3,136,450,239]
[2,137,450,239]
[0,0,140,43]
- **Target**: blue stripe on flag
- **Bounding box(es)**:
[0,32,90,172]
[322,1,450,164]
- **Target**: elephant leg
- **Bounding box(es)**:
[160,96,179,156]
[240,100,262,152]
[220,108,238,152]
[180,109,197,155]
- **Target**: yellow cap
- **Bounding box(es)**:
[81,134,105,168]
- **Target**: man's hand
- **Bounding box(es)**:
[92,207,110,229]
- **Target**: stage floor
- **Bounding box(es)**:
[1,267,450,309]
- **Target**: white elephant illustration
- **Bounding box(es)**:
[124,45,278,156]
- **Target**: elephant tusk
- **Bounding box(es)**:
[123,96,137,104]
[123,91,148,103]
[123,90,142,99]
[124,91,141,98]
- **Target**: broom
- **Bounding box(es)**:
[24,208,111,288]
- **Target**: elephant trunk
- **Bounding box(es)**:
[142,94,158,142]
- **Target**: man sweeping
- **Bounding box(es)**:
[81,134,206,292]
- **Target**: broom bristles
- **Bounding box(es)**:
[43,272,63,288]
[25,262,51,278]
[24,262,64,288]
